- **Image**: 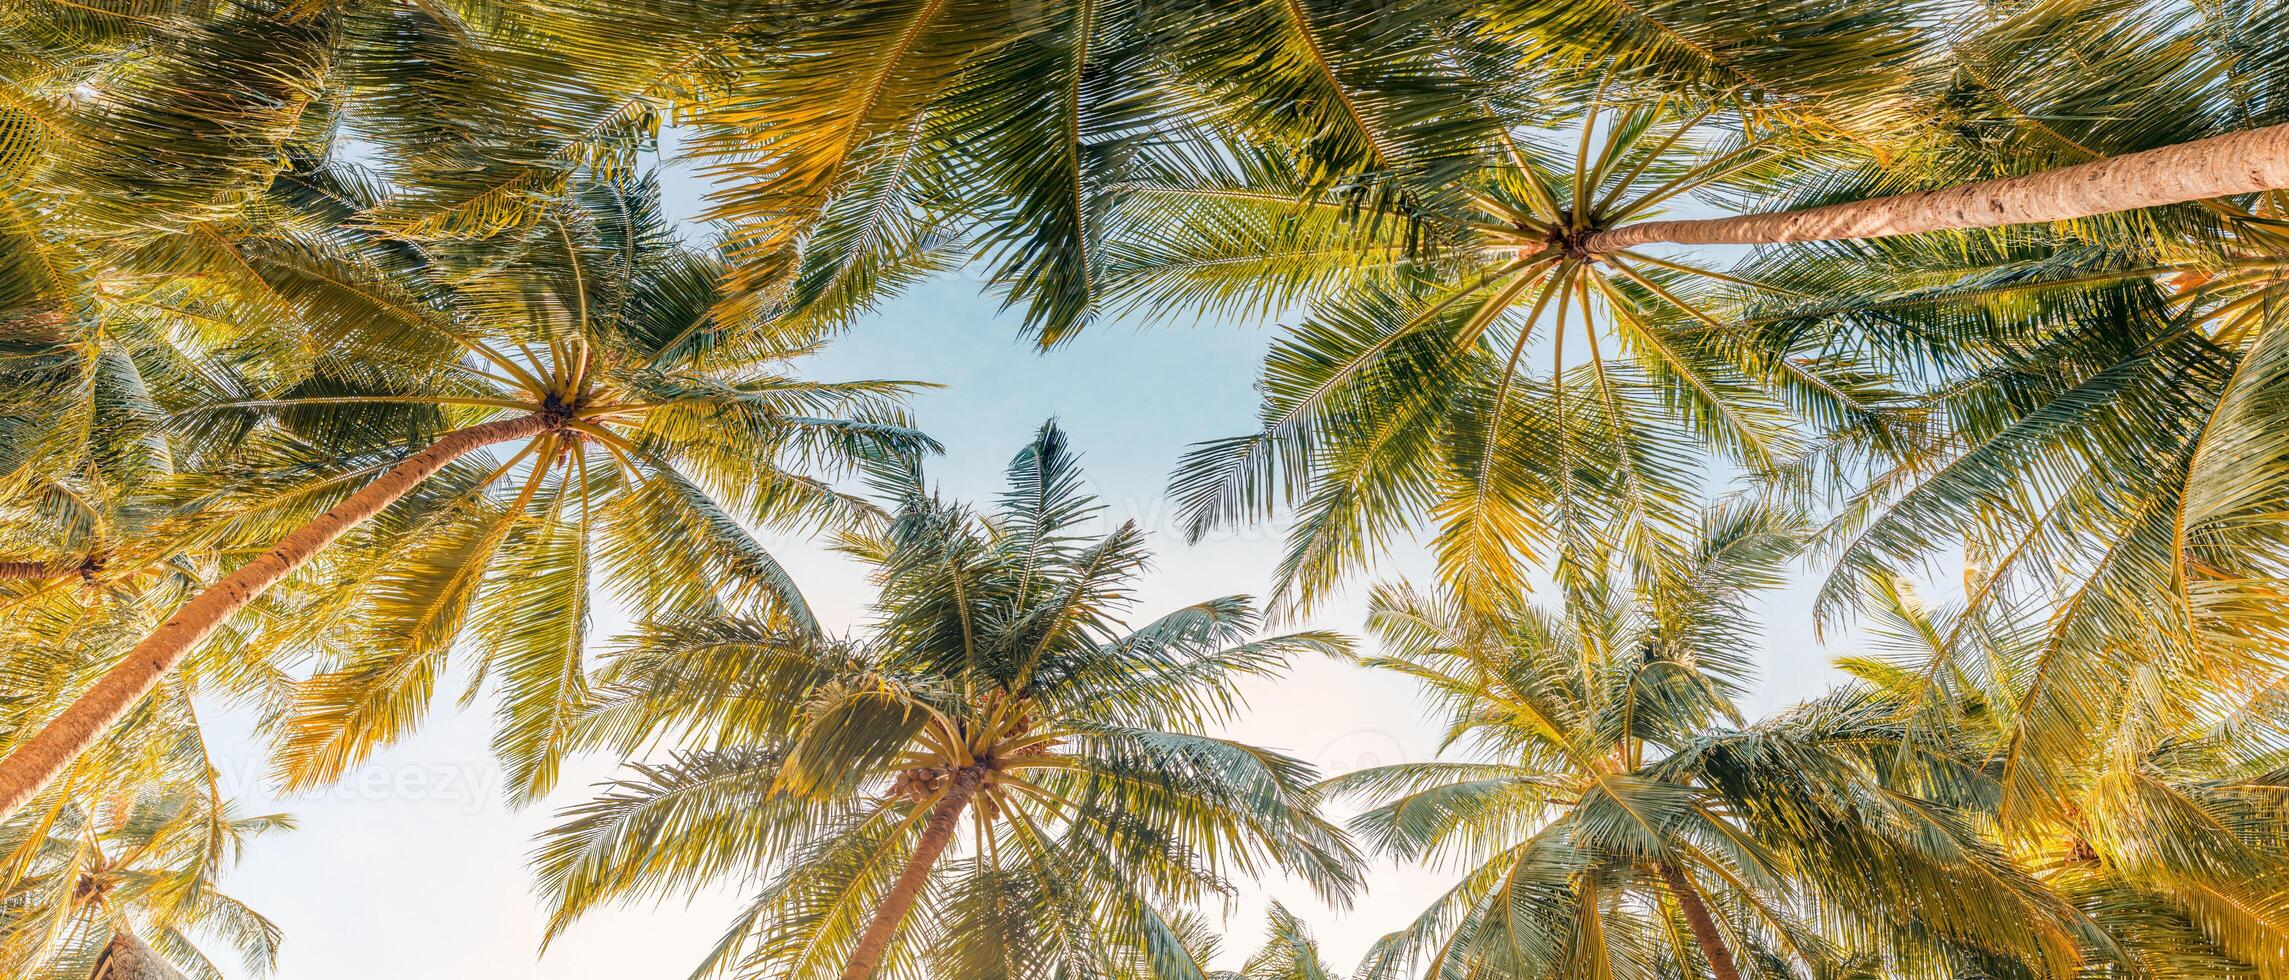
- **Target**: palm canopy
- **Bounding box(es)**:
[252,0,1945,348]
[1837,575,2289,977]
[1330,501,2098,980]
[0,771,287,980]
[0,292,172,587]
[1764,225,2289,831]
[1729,0,2289,832]
[151,158,935,801]
[0,133,934,818]
[1090,1,2289,861]
[1124,93,1925,610]
[783,0,1941,606]
[5,0,2283,355]
[1066,0,2288,618]
[1083,0,1940,608]
[536,422,1360,980]
[0,253,253,803]
[0,0,261,589]
[0,0,1497,348]
[666,0,1506,345]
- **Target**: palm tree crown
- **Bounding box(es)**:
[7,0,2289,975]
[1334,503,2093,980]
[0,774,286,980]
[1839,576,2289,976]
[0,156,935,816]
[538,422,1361,980]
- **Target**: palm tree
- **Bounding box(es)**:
[0,159,317,827]
[1112,93,1919,608]
[1209,903,1346,980]
[1731,0,2289,831]
[0,773,287,980]
[1332,502,2094,980]
[692,0,2289,351]
[369,0,2289,343]
[0,159,933,818]
[3,1,949,817]
[1838,576,2289,976]
[1052,8,2289,880]
[535,422,1360,980]
[1041,0,2289,619]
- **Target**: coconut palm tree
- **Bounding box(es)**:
[1054,0,2289,619]
[1838,576,2289,976]
[0,287,315,899]
[702,0,2289,352]
[1112,92,1922,609]
[0,316,302,977]
[0,772,287,980]
[0,158,934,819]
[0,0,1519,818]
[1729,0,2289,831]
[1332,501,2096,980]
[535,422,1360,980]
[2,0,954,818]
[1209,903,1346,980]
[1069,11,2289,896]
[0,124,333,823]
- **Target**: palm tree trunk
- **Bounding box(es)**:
[840,768,985,980]
[1658,862,1741,980]
[0,560,61,580]
[0,412,555,820]
[1586,121,2289,252]
[91,930,188,980]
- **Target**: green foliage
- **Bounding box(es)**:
[7,1,2289,977]
[1839,581,2289,976]
[0,747,288,979]
[538,423,1360,980]
[1336,506,2105,980]
[0,78,932,808]
[163,165,936,803]
[1122,92,1920,612]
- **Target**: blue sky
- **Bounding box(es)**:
[195,151,1870,978]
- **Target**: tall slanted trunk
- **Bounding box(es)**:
[1658,862,1742,980]
[1586,121,2289,253]
[0,560,61,580]
[92,930,188,980]
[0,413,555,820]
[840,768,985,980]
